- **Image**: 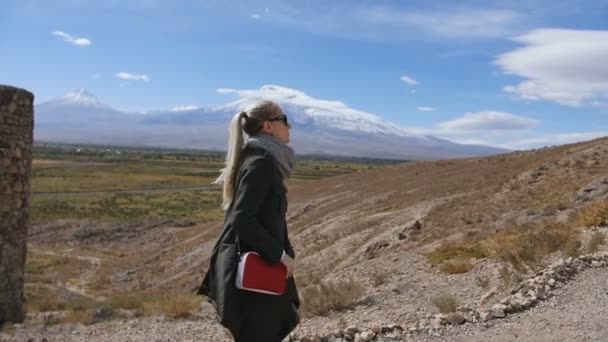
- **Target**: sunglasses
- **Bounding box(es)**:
[268,115,289,126]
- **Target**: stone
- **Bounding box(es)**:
[360,331,374,341]
[301,336,322,342]
[463,312,474,323]
[13,147,22,159]
[491,304,507,318]
[13,181,23,193]
[536,287,546,300]
[445,312,466,325]
[345,325,359,335]
[430,317,443,329]
[0,86,33,324]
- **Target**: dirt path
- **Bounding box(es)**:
[418,267,608,342]
[30,248,104,301]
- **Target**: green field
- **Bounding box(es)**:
[31,143,401,223]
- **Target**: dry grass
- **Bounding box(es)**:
[371,270,388,286]
[429,219,583,274]
[498,264,522,295]
[488,220,582,272]
[427,241,488,266]
[26,286,202,322]
[431,293,459,314]
[300,279,364,317]
[104,292,145,312]
[25,285,64,312]
[0,323,15,336]
[576,200,608,228]
[439,259,474,274]
[25,256,69,274]
[61,308,94,324]
[295,271,322,289]
[142,294,203,319]
[587,231,606,254]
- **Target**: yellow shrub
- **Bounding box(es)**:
[301,279,364,317]
[431,293,459,314]
[576,200,608,228]
[439,259,474,274]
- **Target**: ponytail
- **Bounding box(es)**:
[216,111,247,211]
[214,100,282,211]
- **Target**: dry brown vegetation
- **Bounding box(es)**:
[439,259,474,274]
[25,137,608,323]
[576,199,608,228]
[587,231,606,254]
[431,293,459,314]
[300,279,365,317]
[427,219,583,273]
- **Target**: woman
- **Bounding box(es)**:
[198,100,300,342]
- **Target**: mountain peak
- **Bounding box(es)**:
[49,88,110,109]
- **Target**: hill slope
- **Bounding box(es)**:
[11,136,608,341]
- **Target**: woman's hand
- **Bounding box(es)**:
[280,252,295,278]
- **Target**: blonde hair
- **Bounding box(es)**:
[216,100,283,211]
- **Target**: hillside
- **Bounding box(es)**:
[4,137,608,341]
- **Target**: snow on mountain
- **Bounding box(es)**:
[43,88,111,109]
[34,86,509,160]
[215,85,421,138]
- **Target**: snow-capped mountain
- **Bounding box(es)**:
[216,86,412,137]
[34,86,509,160]
[43,88,111,109]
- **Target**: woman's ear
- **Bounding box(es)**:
[261,121,272,134]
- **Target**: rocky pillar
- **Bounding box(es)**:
[0,85,34,324]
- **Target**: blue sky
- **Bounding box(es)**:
[1,0,607,149]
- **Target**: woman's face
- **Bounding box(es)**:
[265,112,291,143]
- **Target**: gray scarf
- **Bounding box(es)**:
[245,134,296,178]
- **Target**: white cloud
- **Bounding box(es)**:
[403,111,545,148]
[417,106,435,112]
[115,72,150,82]
[251,14,261,20]
[400,75,418,85]
[171,105,199,112]
[403,111,607,150]
[500,132,608,150]
[496,29,608,107]
[263,6,523,41]
[438,111,539,133]
[52,31,92,46]
[217,88,237,94]
[397,9,521,39]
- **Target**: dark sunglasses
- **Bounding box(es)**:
[268,115,289,126]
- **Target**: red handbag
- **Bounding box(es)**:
[235,252,287,295]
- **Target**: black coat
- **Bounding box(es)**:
[198,147,300,341]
